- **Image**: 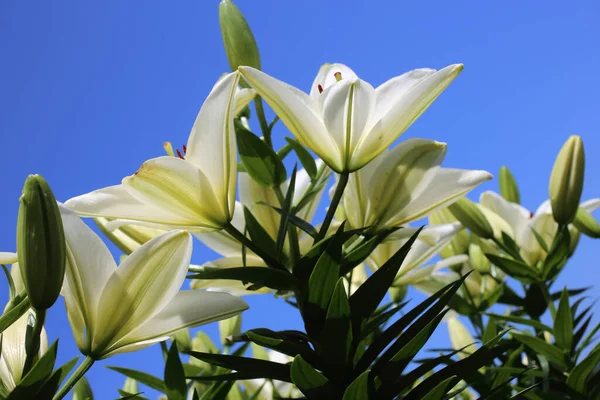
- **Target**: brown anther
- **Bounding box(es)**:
[529,211,534,219]
[318,84,323,93]
[334,72,342,82]
[183,145,187,154]
[176,149,185,159]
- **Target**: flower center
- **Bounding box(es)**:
[163,142,187,159]
[317,72,344,94]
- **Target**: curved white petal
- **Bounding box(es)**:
[384,168,492,227]
[104,290,248,358]
[394,255,468,285]
[0,252,17,265]
[92,231,192,357]
[60,205,116,352]
[194,202,245,257]
[448,317,476,359]
[239,172,280,240]
[580,198,600,213]
[234,88,256,116]
[123,156,227,229]
[239,66,342,171]
[479,191,530,237]
[66,185,202,230]
[353,64,463,169]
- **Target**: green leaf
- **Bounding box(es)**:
[485,313,553,332]
[343,370,373,400]
[349,228,422,326]
[275,165,296,259]
[188,267,299,292]
[236,123,286,187]
[511,332,567,370]
[482,318,498,344]
[356,274,470,373]
[186,351,291,382]
[0,294,31,334]
[73,376,94,400]
[420,376,460,400]
[307,227,344,311]
[35,356,80,399]
[321,279,353,371]
[285,137,317,179]
[290,355,328,393]
[1,264,16,300]
[554,287,574,352]
[164,342,187,400]
[340,229,395,276]
[541,225,570,280]
[107,367,167,392]
[524,284,548,318]
[259,203,318,238]
[501,231,523,261]
[243,206,277,255]
[244,330,317,365]
[485,254,540,282]
[360,302,409,341]
[7,340,58,399]
[531,228,549,252]
[567,345,600,394]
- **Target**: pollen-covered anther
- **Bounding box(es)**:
[334,72,342,82]
[176,149,185,159]
[163,142,175,157]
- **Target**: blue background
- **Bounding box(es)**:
[1,1,599,398]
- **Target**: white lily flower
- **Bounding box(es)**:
[339,138,492,232]
[447,315,477,359]
[0,252,18,265]
[479,191,599,266]
[94,217,167,255]
[0,266,48,393]
[238,63,463,172]
[65,71,250,232]
[191,165,328,295]
[59,206,248,359]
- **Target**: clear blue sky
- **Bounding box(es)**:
[1,1,599,398]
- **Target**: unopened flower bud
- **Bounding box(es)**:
[499,165,520,204]
[429,208,469,258]
[72,377,94,400]
[172,328,192,353]
[219,314,242,345]
[122,378,139,395]
[573,208,600,238]
[17,175,66,310]
[549,135,585,224]
[219,0,261,73]
[448,198,494,240]
[468,236,491,274]
[390,285,408,303]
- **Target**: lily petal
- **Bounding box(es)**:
[239,66,341,170]
[479,191,530,236]
[0,252,17,265]
[384,168,492,227]
[354,64,463,168]
[92,231,192,356]
[123,156,226,229]
[103,290,248,358]
[581,198,600,213]
[234,88,256,116]
[60,205,116,352]
[186,72,240,216]
[309,63,360,97]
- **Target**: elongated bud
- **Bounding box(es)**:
[122,378,139,395]
[573,208,600,238]
[448,198,494,239]
[72,376,94,400]
[499,166,520,204]
[468,236,491,274]
[549,135,585,224]
[390,285,408,303]
[219,0,261,72]
[17,175,66,310]
[219,314,242,345]
[172,328,192,352]
[429,208,469,258]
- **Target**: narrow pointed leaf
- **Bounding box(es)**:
[7,340,58,399]
[164,342,187,400]
[485,313,553,332]
[188,266,299,292]
[290,355,329,395]
[485,254,540,282]
[275,165,296,258]
[35,356,80,399]
[554,288,574,353]
[187,351,291,382]
[243,206,277,255]
[260,203,318,238]
[340,229,396,276]
[107,367,167,392]
[343,370,373,400]
[511,333,567,370]
[321,279,353,370]
[236,123,286,187]
[307,226,344,310]
[567,345,600,394]
[285,137,317,179]
[0,294,31,334]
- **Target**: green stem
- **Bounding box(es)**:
[23,308,46,375]
[53,356,95,400]
[274,186,300,267]
[315,171,350,242]
[539,283,557,319]
[224,223,283,270]
[160,340,169,361]
[255,98,272,148]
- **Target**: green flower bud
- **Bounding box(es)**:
[219,314,242,345]
[499,165,520,204]
[122,378,139,395]
[448,198,494,240]
[172,328,192,352]
[573,208,600,238]
[390,285,408,303]
[549,135,585,224]
[219,0,261,72]
[17,175,66,310]
[468,236,491,274]
[72,376,94,400]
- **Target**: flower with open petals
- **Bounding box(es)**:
[59,206,248,359]
[339,138,492,233]
[66,72,252,232]
[239,63,463,172]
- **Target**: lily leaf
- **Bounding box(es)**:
[186,351,291,382]
[285,137,317,179]
[107,367,167,392]
[188,266,299,292]
[236,123,286,187]
[554,287,574,352]
[164,342,187,400]
[511,332,567,370]
[7,340,58,399]
[485,254,540,282]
